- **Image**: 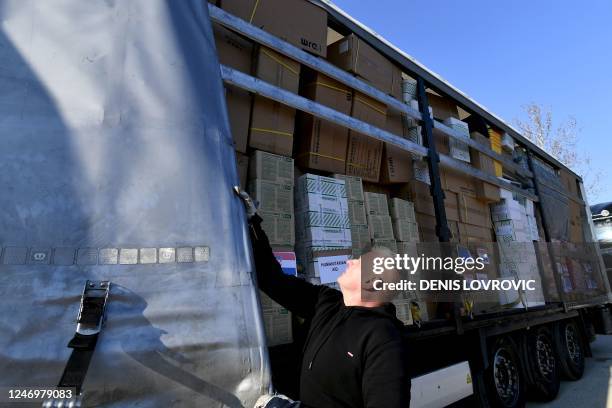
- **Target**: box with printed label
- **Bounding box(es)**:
[259,211,295,246]
[367,215,394,240]
[328,34,395,94]
[389,198,416,222]
[295,225,352,247]
[296,173,347,198]
[296,210,350,229]
[248,180,294,214]
[372,239,398,253]
[298,72,352,174]
[333,174,365,201]
[392,219,419,242]
[249,150,294,185]
[364,192,390,216]
[347,200,368,226]
[295,191,348,215]
[220,0,327,57]
[350,225,371,254]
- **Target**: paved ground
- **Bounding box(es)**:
[528,334,612,407]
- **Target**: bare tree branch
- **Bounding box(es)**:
[514,103,602,198]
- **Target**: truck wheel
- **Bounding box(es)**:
[485,337,526,408]
[553,319,585,380]
[523,327,560,401]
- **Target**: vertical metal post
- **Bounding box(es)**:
[525,152,568,312]
[416,79,451,243]
[416,79,461,332]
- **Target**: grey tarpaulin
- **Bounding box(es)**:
[531,157,570,241]
[0,1,271,406]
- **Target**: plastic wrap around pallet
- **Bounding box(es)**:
[0,1,269,407]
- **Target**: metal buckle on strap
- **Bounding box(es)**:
[75,280,110,336]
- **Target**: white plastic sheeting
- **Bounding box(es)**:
[0,1,270,406]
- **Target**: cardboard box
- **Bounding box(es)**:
[248,180,294,214]
[297,248,351,283]
[381,143,413,184]
[386,108,414,138]
[249,150,294,185]
[333,175,365,201]
[259,211,295,246]
[328,34,394,94]
[213,24,254,153]
[296,173,347,198]
[470,132,501,202]
[250,96,295,156]
[404,181,435,217]
[220,0,328,57]
[367,215,394,240]
[444,190,460,222]
[350,225,371,254]
[459,222,494,244]
[298,74,352,174]
[347,200,368,226]
[346,133,383,182]
[372,239,398,253]
[364,192,389,216]
[441,168,477,196]
[415,213,438,242]
[296,210,350,229]
[295,190,347,215]
[458,193,491,228]
[260,291,293,346]
[295,225,352,247]
[352,92,387,128]
[389,198,416,222]
[488,128,503,177]
[392,219,419,242]
[255,47,300,92]
[412,158,430,185]
[235,152,249,189]
[427,92,459,120]
[213,23,253,72]
[393,298,415,326]
[390,65,404,100]
[249,47,300,156]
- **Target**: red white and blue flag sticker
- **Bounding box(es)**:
[273,251,297,276]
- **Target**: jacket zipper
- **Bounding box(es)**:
[307,308,352,370]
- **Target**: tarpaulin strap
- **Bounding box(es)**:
[250,127,293,137]
[57,281,110,395]
[249,0,261,23]
[296,152,345,162]
[260,48,300,76]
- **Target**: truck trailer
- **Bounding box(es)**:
[0,1,609,407]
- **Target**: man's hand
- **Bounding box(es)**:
[234,186,259,220]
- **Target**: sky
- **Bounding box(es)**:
[331,0,612,205]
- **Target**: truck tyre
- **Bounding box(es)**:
[485,336,526,408]
[553,319,585,380]
[523,327,560,401]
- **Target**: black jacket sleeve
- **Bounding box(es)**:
[249,214,322,319]
[361,332,411,407]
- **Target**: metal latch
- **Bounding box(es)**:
[75,280,110,336]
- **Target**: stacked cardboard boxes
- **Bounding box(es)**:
[297,71,352,174]
[250,48,301,156]
[390,198,419,243]
[334,175,370,257]
[248,151,296,248]
[491,189,544,308]
[364,192,396,251]
[444,117,471,163]
[295,174,352,284]
[346,93,386,182]
[213,24,253,153]
[220,0,328,57]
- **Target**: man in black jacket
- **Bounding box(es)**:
[247,209,411,408]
